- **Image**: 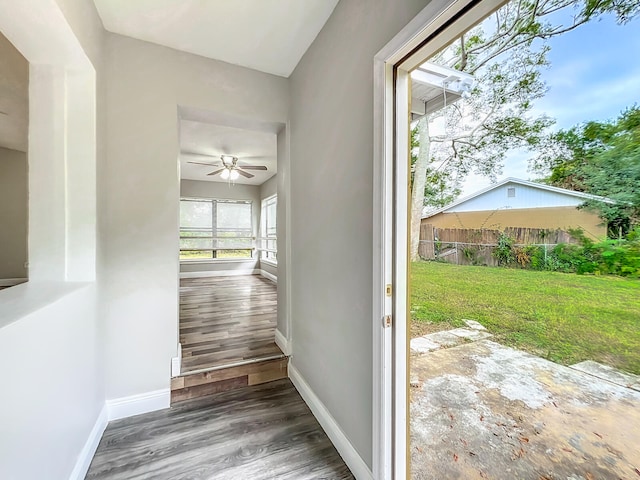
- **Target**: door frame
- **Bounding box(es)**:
[372,1,507,477]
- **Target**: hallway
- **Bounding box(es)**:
[86,379,354,479]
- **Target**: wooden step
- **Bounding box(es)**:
[170,356,288,403]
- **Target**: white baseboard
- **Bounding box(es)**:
[179,269,259,279]
[68,405,108,480]
[0,277,28,287]
[274,328,291,356]
[106,389,170,421]
[288,364,373,480]
[259,269,277,283]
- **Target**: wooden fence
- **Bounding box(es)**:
[418,224,578,266]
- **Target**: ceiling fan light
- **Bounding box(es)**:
[229,169,240,180]
[220,168,230,180]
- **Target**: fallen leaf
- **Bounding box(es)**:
[520,437,529,443]
[453,453,458,462]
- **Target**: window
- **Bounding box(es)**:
[507,187,516,198]
[260,195,277,263]
[180,198,253,260]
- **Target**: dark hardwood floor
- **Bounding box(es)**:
[85,379,354,480]
[180,275,282,374]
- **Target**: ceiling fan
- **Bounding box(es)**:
[187,154,267,180]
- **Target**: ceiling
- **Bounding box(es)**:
[0,32,28,152]
[92,0,340,77]
[180,120,277,186]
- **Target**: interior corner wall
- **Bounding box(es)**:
[288,0,431,468]
[0,147,28,279]
[260,174,278,199]
[102,32,289,400]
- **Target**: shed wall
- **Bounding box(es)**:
[422,206,606,240]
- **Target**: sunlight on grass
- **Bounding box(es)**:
[411,261,640,374]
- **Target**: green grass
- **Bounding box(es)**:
[411,261,640,375]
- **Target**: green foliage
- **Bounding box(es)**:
[533,106,640,230]
[493,233,516,265]
[491,227,640,277]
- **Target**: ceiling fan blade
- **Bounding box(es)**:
[207,168,226,176]
[236,169,254,179]
[238,165,268,170]
[188,161,221,167]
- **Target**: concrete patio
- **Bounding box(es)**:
[410,327,640,479]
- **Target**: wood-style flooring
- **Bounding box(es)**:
[85,379,354,480]
[180,275,282,374]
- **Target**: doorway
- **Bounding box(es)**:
[377,0,640,478]
[171,111,290,402]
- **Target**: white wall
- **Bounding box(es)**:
[0,285,101,480]
[102,32,289,400]
[0,147,28,279]
[288,0,431,468]
[0,0,104,478]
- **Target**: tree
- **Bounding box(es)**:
[533,106,640,231]
[409,0,640,261]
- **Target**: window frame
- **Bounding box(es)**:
[179,197,254,261]
[260,194,277,264]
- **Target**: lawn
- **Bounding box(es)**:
[411,261,640,375]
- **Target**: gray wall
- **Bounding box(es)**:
[0,147,27,279]
[288,0,431,467]
[102,32,289,399]
[259,173,277,199]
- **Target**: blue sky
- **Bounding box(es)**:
[460,10,640,196]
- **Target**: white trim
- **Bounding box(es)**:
[289,364,373,480]
[260,258,278,268]
[422,177,616,219]
[106,389,170,421]
[259,269,277,283]
[0,278,28,287]
[171,343,182,377]
[68,406,107,480]
[274,328,290,356]
[180,257,257,264]
[179,269,260,279]
[373,2,508,478]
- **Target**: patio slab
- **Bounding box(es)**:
[570,360,640,392]
[411,340,640,480]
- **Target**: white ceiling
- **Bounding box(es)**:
[92,0,339,77]
[180,120,277,186]
[0,32,28,152]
